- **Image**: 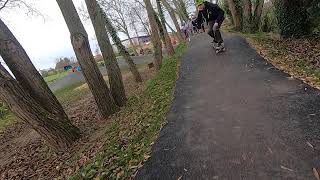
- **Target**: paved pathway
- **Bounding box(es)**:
[136,34,320,180]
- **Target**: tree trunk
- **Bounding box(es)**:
[156,0,175,56]
[56,0,118,118]
[242,0,252,32]
[126,33,139,56]
[154,11,165,46]
[172,0,189,22]
[0,19,68,121]
[161,0,184,42]
[101,10,143,82]
[177,0,189,19]
[252,0,264,32]
[227,0,242,30]
[85,0,126,107]
[143,0,163,70]
[0,64,80,150]
[132,22,144,50]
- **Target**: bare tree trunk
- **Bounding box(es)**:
[227,0,242,30]
[172,0,189,22]
[0,64,80,150]
[177,0,189,19]
[56,0,118,118]
[252,0,264,32]
[101,10,143,82]
[242,0,252,32]
[154,11,166,45]
[0,19,68,121]
[132,22,144,50]
[85,0,126,107]
[143,0,163,70]
[126,33,139,56]
[161,0,184,42]
[156,0,174,56]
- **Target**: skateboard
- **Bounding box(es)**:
[212,43,226,54]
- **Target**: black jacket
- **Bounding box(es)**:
[196,1,224,27]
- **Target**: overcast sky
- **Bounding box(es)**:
[0,0,100,70]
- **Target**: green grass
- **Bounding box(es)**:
[44,71,69,84]
[0,113,16,134]
[54,82,88,105]
[70,43,186,179]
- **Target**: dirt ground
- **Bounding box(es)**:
[0,67,155,179]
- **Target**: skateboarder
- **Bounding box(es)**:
[195,0,225,52]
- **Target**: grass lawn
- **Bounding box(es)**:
[44,71,69,84]
[71,43,186,179]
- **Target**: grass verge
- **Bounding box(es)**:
[54,82,88,105]
[0,113,16,134]
[44,71,69,84]
[242,32,320,89]
[71,43,186,179]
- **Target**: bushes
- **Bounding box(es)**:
[307,1,320,35]
[274,0,311,37]
[261,2,278,33]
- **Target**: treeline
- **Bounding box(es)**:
[0,0,189,150]
[222,0,320,37]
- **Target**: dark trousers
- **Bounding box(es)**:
[208,19,224,45]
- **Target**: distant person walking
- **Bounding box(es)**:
[181,21,192,42]
[195,0,225,50]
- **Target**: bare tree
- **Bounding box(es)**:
[101,0,139,56]
[56,0,118,118]
[0,18,69,121]
[161,0,184,42]
[156,0,174,56]
[0,63,80,150]
[242,0,252,32]
[0,0,43,17]
[85,0,126,107]
[227,0,242,30]
[143,0,163,70]
[252,0,264,31]
[131,4,151,36]
[100,8,143,82]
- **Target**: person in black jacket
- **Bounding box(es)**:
[195,0,225,49]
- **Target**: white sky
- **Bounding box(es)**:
[0,0,98,70]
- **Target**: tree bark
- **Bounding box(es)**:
[101,9,143,82]
[177,0,189,19]
[252,0,264,32]
[227,0,242,30]
[0,64,80,150]
[56,0,118,118]
[242,0,252,32]
[132,21,144,50]
[161,0,184,42]
[0,19,68,121]
[156,0,175,56]
[143,0,163,70]
[85,0,126,107]
[172,0,189,22]
[126,33,139,56]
